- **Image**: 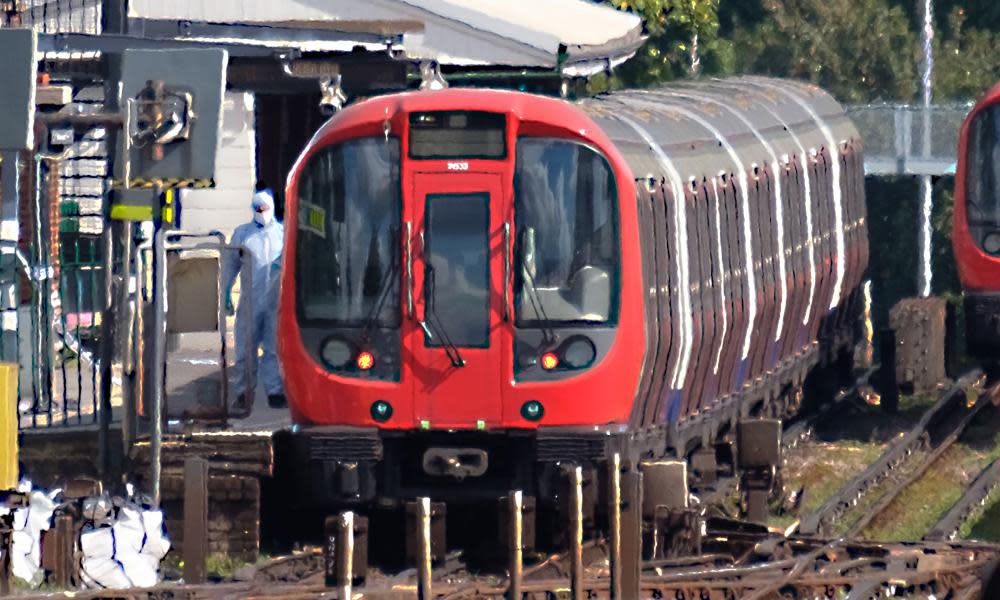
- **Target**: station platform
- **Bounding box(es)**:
[18,372,294,561]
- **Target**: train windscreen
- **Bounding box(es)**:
[967,105,1000,254]
[514,138,619,325]
[295,137,402,326]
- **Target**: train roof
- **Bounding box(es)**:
[581,77,861,183]
[305,77,860,185]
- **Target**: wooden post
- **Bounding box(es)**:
[0,515,10,596]
[52,514,74,589]
[507,490,522,600]
[182,457,209,584]
[620,469,642,600]
[417,497,432,600]
[566,465,583,600]
[337,512,354,599]
[608,453,622,600]
[324,515,337,587]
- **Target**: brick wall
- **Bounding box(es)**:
[128,433,274,562]
[160,472,261,560]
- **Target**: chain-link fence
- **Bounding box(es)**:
[847,103,972,176]
[0,0,101,34]
[1,153,114,429]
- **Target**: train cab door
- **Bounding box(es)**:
[409,171,505,427]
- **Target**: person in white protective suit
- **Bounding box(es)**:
[223,186,286,409]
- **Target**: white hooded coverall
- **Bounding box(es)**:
[223,190,285,397]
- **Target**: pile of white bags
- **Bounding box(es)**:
[0,480,57,586]
[1,481,171,590]
[79,494,171,589]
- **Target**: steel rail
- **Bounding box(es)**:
[923,381,1000,541]
[848,385,994,538]
[798,369,985,536]
[927,457,1000,541]
[11,551,995,600]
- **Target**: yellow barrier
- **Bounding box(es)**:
[0,363,17,491]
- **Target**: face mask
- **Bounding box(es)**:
[253,210,273,226]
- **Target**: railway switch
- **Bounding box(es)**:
[737,419,783,524]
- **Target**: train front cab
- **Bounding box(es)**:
[278,91,644,506]
[955,86,1000,359]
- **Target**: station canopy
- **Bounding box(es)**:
[126,0,645,75]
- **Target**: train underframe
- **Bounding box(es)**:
[271,290,864,555]
[965,293,1000,362]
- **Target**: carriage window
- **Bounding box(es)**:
[296,137,401,326]
[967,105,1000,229]
[514,138,619,325]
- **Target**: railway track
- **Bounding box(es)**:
[17,369,1000,599]
[926,457,1000,542]
[923,382,1000,542]
[16,521,1000,599]
[698,364,878,513]
[798,369,993,538]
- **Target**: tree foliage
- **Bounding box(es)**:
[602,0,1000,103]
[728,0,918,103]
[599,0,723,90]
[932,7,1000,101]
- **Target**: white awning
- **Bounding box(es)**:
[127,0,644,72]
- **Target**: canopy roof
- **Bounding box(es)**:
[127,0,644,74]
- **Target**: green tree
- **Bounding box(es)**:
[598,0,725,90]
[898,0,1000,33]
[730,0,918,103]
[932,7,1000,101]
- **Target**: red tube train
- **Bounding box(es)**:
[954,82,1000,360]
[277,77,867,507]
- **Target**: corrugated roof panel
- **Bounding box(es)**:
[579,77,860,183]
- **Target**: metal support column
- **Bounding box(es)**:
[0,153,18,365]
[97,217,117,478]
[150,227,167,506]
[918,0,935,297]
[119,222,136,453]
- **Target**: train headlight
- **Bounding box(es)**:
[371,400,393,422]
[320,338,353,369]
[356,351,375,371]
[521,400,544,421]
[561,337,597,369]
[983,232,1000,256]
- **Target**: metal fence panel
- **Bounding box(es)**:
[1,0,102,35]
[847,103,972,176]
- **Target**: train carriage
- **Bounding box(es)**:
[276,77,867,510]
[954,82,1000,360]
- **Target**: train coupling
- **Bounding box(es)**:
[422,447,488,479]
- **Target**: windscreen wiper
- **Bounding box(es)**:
[424,265,465,368]
[519,251,557,346]
[360,229,400,343]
